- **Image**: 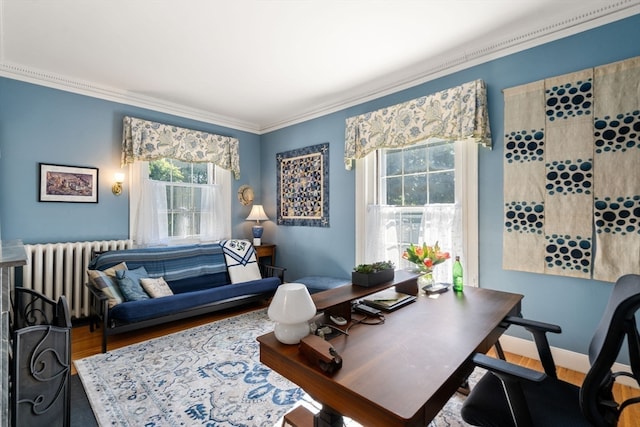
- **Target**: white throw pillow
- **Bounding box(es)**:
[221,239,262,284]
[140,277,174,298]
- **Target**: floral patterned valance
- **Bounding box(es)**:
[121,116,241,179]
[344,79,492,170]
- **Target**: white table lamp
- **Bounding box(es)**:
[268,283,316,344]
[246,204,269,246]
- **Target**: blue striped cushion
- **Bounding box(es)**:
[89,243,228,284]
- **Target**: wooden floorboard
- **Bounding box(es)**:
[70,303,640,426]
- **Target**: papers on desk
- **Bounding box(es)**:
[363,289,416,311]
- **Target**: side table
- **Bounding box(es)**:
[254,243,276,265]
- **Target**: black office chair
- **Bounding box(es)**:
[461,274,640,427]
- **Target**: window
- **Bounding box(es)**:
[356,139,478,285]
[129,160,231,246]
[149,159,212,240]
[380,140,455,267]
[381,141,455,206]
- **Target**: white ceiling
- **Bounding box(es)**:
[1,0,639,133]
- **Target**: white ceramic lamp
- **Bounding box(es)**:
[268,283,316,344]
[246,204,269,246]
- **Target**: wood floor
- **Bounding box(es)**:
[70,303,640,427]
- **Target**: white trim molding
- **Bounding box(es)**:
[1,2,639,133]
[500,335,638,389]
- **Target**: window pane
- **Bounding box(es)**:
[429,142,454,171]
[385,150,402,176]
[404,174,427,206]
[428,171,455,203]
[385,176,402,205]
[193,211,202,235]
[190,163,208,184]
[149,159,184,182]
[404,145,428,174]
[399,210,423,244]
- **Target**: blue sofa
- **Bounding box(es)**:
[86,242,283,352]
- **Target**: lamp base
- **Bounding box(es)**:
[273,322,311,344]
[252,225,264,247]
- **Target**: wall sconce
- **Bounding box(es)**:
[112,172,125,196]
[246,204,269,246]
[268,283,316,344]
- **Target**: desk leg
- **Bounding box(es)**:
[314,405,343,427]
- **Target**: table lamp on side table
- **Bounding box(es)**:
[268,283,316,344]
[246,204,269,246]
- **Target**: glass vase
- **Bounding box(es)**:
[417,271,434,288]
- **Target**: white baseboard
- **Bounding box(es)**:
[499,335,638,389]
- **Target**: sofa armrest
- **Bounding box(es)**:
[260,264,286,282]
[86,282,108,303]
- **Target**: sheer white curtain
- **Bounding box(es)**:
[198,184,226,242]
[419,204,462,284]
[363,204,461,283]
[363,205,401,266]
[133,178,169,247]
[129,163,231,247]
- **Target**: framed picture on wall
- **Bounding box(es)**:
[39,163,99,203]
[276,143,329,227]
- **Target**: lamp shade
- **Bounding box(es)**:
[268,283,316,344]
[246,204,269,222]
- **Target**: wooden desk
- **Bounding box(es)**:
[258,285,522,427]
[254,243,276,264]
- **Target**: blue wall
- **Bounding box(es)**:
[261,14,640,356]
[0,80,263,243]
[0,14,639,358]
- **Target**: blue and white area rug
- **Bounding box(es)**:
[75,309,476,426]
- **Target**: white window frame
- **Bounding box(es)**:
[355,140,479,286]
[127,161,232,246]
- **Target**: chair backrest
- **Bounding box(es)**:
[581,274,640,426]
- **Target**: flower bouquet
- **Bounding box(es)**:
[402,242,450,286]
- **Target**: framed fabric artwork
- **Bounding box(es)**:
[502,55,640,282]
[39,163,99,203]
[277,143,329,227]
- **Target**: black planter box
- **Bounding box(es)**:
[351,269,395,287]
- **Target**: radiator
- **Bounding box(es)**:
[14,240,132,319]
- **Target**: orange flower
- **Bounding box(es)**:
[403,242,450,272]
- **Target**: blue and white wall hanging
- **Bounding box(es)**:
[503,55,640,282]
[277,143,329,227]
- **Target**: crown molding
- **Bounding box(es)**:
[0,62,262,134]
[260,1,640,133]
[1,1,639,135]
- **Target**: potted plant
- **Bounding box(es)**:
[352,261,395,287]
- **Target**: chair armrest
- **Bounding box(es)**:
[472,353,546,427]
[473,353,546,383]
[260,264,286,282]
[503,315,562,333]
[503,315,562,378]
